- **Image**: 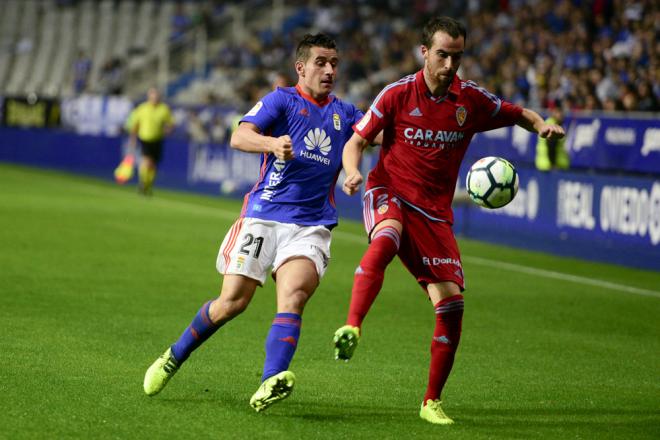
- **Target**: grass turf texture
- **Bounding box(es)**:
[1,163,659,439]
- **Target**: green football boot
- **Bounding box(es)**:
[419,399,454,425]
[143,347,180,396]
[249,371,296,412]
[333,325,360,361]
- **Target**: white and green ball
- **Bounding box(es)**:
[466,156,519,209]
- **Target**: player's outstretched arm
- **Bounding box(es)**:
[230,122,294,161]
[342,132,371,196]
[516,108,565,140]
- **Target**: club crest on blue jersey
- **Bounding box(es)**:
[333,113,341,131]
[456,106,467,126]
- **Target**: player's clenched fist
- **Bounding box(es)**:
[342,170,363,196]
[538,124,565,140]
[270,135,294,161]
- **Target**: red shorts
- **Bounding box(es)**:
[363,187,465,290]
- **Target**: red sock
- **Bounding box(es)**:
[423,294,464,404]
[346,226,400,328]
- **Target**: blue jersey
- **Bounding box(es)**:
[239,86,363,227]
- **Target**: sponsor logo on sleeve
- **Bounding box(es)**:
[245,101,263,117]
[356,110,371,131]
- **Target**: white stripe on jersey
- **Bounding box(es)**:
[462,80,502,117]
[398,196,448,223]
[369,74,417,118]
[363,189,375,231]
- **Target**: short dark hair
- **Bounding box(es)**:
[421,16,466,48]
[296,33,337,62]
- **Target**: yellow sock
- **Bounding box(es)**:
[146,167,156,189]
[139,164,157,193]
[139,163,148,187]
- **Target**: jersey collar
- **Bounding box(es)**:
[416,70,461,103]
[295,84,333,107]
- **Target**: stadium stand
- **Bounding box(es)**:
[180,0,657,113]
[0,0,658,271]
[0,0,656,113]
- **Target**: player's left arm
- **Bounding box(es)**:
[127,110,139,148]
[516,108,565,140]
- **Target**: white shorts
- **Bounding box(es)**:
[216,218,332,285]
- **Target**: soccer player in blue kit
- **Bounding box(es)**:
[143,34,372,412]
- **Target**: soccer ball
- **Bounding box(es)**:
[465,156,519,209]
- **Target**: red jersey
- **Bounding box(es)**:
[354,70,523,224]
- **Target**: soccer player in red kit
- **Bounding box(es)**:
[333,16,565,425]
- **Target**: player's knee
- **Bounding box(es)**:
[440,283,462,298]
[278,289,312,314]
[428,281,462,302]
[210,296,250,322]
[371,219,403,238]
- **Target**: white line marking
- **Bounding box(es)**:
[58,178,660,299]
[462,255,660,299]
[333,231,660,299]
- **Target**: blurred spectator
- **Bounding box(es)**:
[636,80,659,111]
[187,110,210,144]
[16,37,33,54]
[99,58,126,96]
[270,71,291,89]
[620,84,639,112]
[210,115,230,144]
[535,107,570,171]
[172,2,192,41]
[193,0,658,114]
[72,50,92,95]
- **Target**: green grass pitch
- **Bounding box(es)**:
[1,163,659,439]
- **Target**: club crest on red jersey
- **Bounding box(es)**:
[456,106,467,126]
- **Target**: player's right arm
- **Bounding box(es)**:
[230,122,293,161]
[517,108,565,140]
[342,132,371,196]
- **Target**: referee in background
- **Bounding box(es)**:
[129,87,174,195]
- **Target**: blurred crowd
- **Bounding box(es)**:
[208,0,658,113]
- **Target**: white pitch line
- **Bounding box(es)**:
[462,255,660,299]
[69,181,660,300]
[332,230,660,299]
